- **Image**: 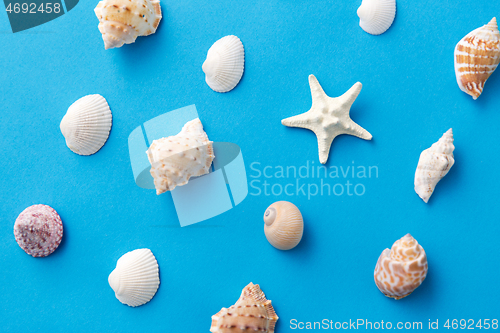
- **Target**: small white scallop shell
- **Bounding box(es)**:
[263,201,303,250]
[357,0,396,35]
[108,248,160,307]
[60,94,112,156]
[202,35,245,93]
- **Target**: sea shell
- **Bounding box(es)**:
[94,0,162,50]
[14,204,63,258]
[146,118,215,195]
[454,18,500,100]
[108,248,160,307]
[210,283,279,333]
[202,35,245,93]
[60,94,112,156]
[414,129,455,203]
[357,0,396,35]
[263,201,303,250]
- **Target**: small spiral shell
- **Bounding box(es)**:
[374,234,428,300]
[263,201,303,250]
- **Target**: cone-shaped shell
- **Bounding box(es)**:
[357,0,396,35]
[202,35,245,93]
[94,0,162,49]
[414,129,455,203]
[263,201,303,250]
[210,283,279,333]
[146,118,215,195]
[60,94,112,156]
[374,234,428,300]
[454,18,500,99]
[14,204,63,258]
[108,248,160,307]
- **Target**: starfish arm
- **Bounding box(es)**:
[343,118,373,140]
[281,110,320,132]
[308,74,329,109]
[317,131,338,164]
[338,82,362,108]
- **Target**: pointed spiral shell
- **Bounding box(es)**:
[263,201,303,250]
[374,234,428,300]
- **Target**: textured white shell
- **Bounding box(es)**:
[60,94,112,156]
[94,0,162,49]
[108,248,160,307]
[357,0,396,35]
[414,129,455,203]
[454,18,500,100]
[374,234,428,300]
[264,201,303,250]
[202,35,245,93]
[146,118,215,195]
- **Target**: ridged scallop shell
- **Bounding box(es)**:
[454,18,500,99]
[374,234,428,300]
[146,118,215,195]
[414,129,455,203]
[263,201,303,250]
[60,94,112,156]
[108,248,160,307]
[94,0,162,50]
[202,35,245,93]
[14,204,63,258]
[210,283,279,333]
[357,0,396,35]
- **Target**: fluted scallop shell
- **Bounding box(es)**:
[14,204,63,258]
[202,35,245,93]
[94,0,162,50]
[454,18,500,100]
[414,129,455,203]
[60,94,112,156]
[146,118,215,195]
[357,0,396,35]
[374,234,428,300]
[108,248,160,307]
[210,283,278,333]
[263,201,303,250]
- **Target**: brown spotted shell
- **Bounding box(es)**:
[210,283,279,333]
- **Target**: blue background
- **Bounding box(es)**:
[1,0,499,332]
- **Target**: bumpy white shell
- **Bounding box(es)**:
[60,94,112,156]
[146,118,215,195]
[357,0,396,35]
[108,248,160,307]
[414,129,455,203]
[374,234,428,300]
[202,35,245,93]
[94,0,162,50]
[263,201,303,250]
[454,18,500,100]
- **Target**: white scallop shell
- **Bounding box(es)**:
[357,0,396,35]
[60,94,112,156]
[94,0,162,50]
[202,35,245,93]
[263,201,303,250]
[414,129,455,203]
[146,118,215,195]
[108,248,160,307]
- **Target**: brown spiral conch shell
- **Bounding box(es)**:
[454,17,500,99]
[374,234,428,300]
[264,201,303,250]
[210,283,279,333]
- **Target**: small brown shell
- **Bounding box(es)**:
[210,283,279,333]
[264,201,303,250]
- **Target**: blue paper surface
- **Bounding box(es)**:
[1,0,499,332]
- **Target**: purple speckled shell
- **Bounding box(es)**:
[14,204,63,257]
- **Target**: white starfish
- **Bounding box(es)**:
[282,75,372,164]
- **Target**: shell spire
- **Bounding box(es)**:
[414,129,455,203]
[454,17,500,99]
